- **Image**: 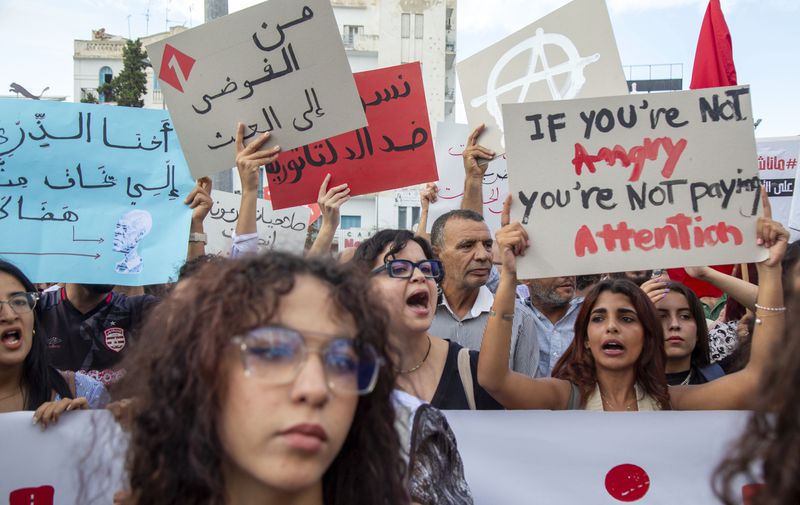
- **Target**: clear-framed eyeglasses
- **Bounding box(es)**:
[0,292,39,316]
[371,259,443,281]
[232,325,382,396]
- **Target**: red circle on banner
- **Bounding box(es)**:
[605,464,650,502]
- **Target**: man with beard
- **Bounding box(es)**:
[36,283,157,386]
[524,276,583,377]
[608,270,653,286]
[428,210,539,377]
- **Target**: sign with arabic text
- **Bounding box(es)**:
[503,86,767,279]
[146,0,366,178]
[426,122,508,234]
[206,190,310,256]
[457,0,628,154]
[755,136,799,240]
[267,62,437,210]
[0,100,194,285]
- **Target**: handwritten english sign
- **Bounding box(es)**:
[502,85,768,279]
[457,0,628,154]
[756,136,799,240]
[0,100,194,285]
[206,190,310,256]
[266,62,437,210]
[426,122,509,233]
[147,0,366,179]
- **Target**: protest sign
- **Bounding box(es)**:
[337,228,375,250]
[756,136,799,239]
[502,85,767,279]
[0,411,125,505]
[206,190,310,255]
[426,122,508,233]
[457,0,628,154]
[445,410,753,504]
[266,62,437,210]
[0,409,754,505]
[147,0,366,179]
[0,100,194,285]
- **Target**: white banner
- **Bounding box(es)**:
[457,0,628,154]
[427,122,508,234]
[0,410,756,504]
[206,190,310,256]
[445,410,753,504]
[503,85,767,279]
[755,136,800,240]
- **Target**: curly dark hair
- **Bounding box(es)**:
[662,281,711,369]
[115,252,408,505]
[0,260,71,409]
[353,229,437,268]
[551,278,671,409]
[713,296,800,505]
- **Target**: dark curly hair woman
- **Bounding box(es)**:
[114,252,409,505]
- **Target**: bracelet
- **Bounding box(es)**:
[754,303,786,312]
[188,232,208,244]
[489,310,515,321]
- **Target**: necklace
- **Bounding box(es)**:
[600,389,638,411]
[397,336,432,374]
[679,369,692,386]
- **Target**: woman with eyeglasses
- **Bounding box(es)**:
[114,252,409,505]
[0,260,108,425]
[353,230,501,410]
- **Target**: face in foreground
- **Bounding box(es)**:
[218,275,358,498]
[371,241,438,337]
[0,272,34,368]
[656,292,697,364]
[586,292,644,372]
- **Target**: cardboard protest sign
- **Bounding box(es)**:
[446,410,752,504]
[756,136,799,239]
[147,0,366,179]
[206,190,310,255]
[502,85,767,279]
[266,62,437,210]
[457,0,628,154]
[427,122,509,233]
[0,411,125,505]
[0,100,194,285]
[337,228,376,251]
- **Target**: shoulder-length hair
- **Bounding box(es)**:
[714,296,800,505]
[551,278,671,410]
[0,260,70,409]
[116,252,408,505]
[662,281,710,369]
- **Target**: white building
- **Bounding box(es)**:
[72,0,457,244]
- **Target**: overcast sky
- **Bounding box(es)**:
[1,0,797,136]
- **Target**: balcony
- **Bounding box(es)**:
[344,33,379,53]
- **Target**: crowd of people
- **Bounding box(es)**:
[1,123,798,504]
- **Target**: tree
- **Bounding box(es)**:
[80,91,99,104]
[98,39,148,107]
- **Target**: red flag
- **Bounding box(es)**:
[674,0,738,298]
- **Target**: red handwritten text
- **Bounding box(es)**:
[571,137,688,182]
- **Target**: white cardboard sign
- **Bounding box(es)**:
[427,122,509,234]
[206,190,310,255]
[147,0,366,178]
[756,136,800,240]
[457,0,628,154]
[502,85,767,279]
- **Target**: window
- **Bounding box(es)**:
[398,206,408,229]
[341,215,362,230]
[342,25,363,48]
[401,13,423,63]
[99,66,113,103]
[411,206,421,228]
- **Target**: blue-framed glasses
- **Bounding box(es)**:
[371,259,443,281]
[232,325,382,395]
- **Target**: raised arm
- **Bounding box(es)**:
[307,174,350,257]
[478,196,571,410]
[683,265,758,311]
[672,191,788,410]
[235,123,281,237]
[461,124,494,215]
[185,176,213,261]
[415,182,437,241]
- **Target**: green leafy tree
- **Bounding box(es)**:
[98,39,148,107]
[80,91,99,104]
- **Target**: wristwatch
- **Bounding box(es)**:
[189,232,208,244]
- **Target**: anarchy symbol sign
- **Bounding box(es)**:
[470,28,600,148]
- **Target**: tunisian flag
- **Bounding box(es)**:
[668,0,738,298]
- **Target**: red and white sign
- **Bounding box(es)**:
[266,62,438,210]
